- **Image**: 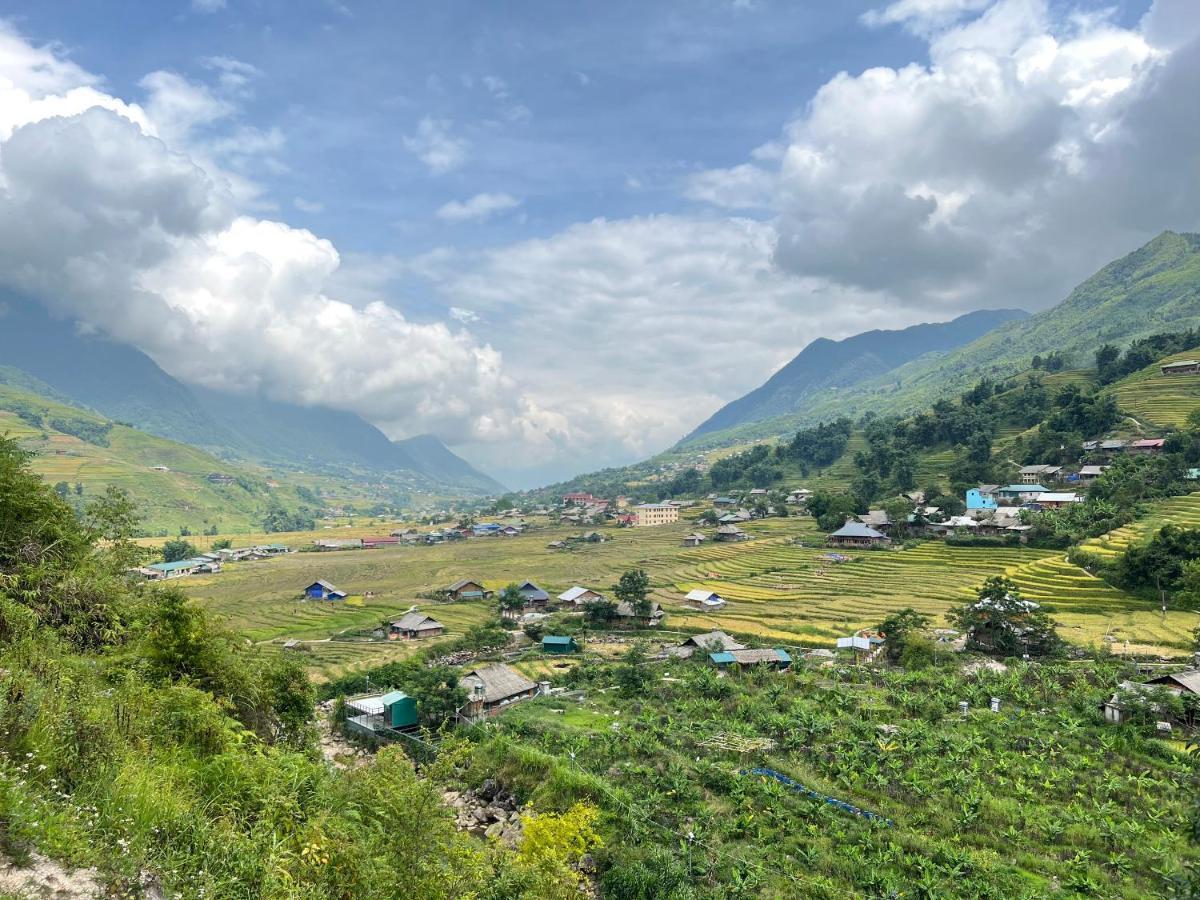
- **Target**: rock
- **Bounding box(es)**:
[486,805,507,822]
[484,822,505,840]
[500,826,522,848]
[479,778,500,801]
[471,808,490,825]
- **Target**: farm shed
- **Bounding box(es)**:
[346,690,418,736]
[459,664,539,720]
[445,579,491,601]
[542,635,578,654]
[389,612,445,640]
[684,589,727,610]
[709,648,791,670]
[303,580,347,601]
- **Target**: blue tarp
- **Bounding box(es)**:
[741,767,893,826]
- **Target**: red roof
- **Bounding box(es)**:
[362,535,398,543]
[1131,439,1165,448]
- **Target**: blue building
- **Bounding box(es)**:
[966,486,998,510]
[303,579,347,601]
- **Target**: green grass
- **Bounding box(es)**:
[1108,347,1200,430]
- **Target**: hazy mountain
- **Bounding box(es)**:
[0,298,504,494]
[683,308,1028,443]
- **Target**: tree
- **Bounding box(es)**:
[73,482,83,496]
[212,538,232,550]
[877,607,930,663]
[807,491,862,532]
[162,538,198,563]
[616,642,651,697]
[499,583,527,613]
[613,569,651,617]
[582,598,617,625]
[949,576,1061,657]
[53,480,70,500]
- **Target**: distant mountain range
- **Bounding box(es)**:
[0,299,504,495]
[682,308,1028,443]
[675,230,1200,452]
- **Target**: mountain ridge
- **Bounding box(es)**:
[681,308,1029,443]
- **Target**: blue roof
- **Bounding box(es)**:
[543,635,575,646]
[775,649,792,664]
[1000,484,1046,492]
[709,651,736,664]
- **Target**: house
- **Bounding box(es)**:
[787,488,813,505]
[388,612,445,640]
[1077,465,1109,482]
[966,485,999,510]
[1020,465,1062,484]
[827,520,890,549]
[516,581,550,607]
[558,585,604,607]
[542,635,579,654]
[709,648,791,670]
[927,515,979,537]
[500,525,522,537]
[472,523,503,537]
[633,503,680,526]
[445,579,491,601]
[1101,671,1200,724]
[684,589,727,610]
[997,484,1047,504]
[1161,359,1200,376]
[303,580,347,601]
[713,496,737,507]
[681,533,707,547]
[361,535,399,549]
[1129,438,1166,454]
[312,538,363,551]
[391,528,421,540]
[856,510,891,531]
[546,540,568,550]
[459,664,539,720]
[582,531,606,543]
[146,559,205,579]
[562,492,596,506]
[1100,439,1128,453]
[345,690,418,737]
[715,524,748,542]
[1036,492,1082,509]
[836,634,885,660]
[673,630,746,658]
[615,601,665,627]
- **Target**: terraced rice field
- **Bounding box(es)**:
[1110,350,1200,429]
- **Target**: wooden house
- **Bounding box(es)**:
[827,520,890,549]
[670,630,745,659]
[715,524,748,542]
[459,664,539,720]
[445,579,491,601]
[684,589,727,610]
[557,585,604,607]
[516,580,550,607]
[615,601,665,627]
[681,533,706,547]
[1161,359,1200,376]
[388,612,445,640]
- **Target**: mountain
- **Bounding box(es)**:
[0,297,504,495]
[679,231,1200,450]
[683,308,1028,443]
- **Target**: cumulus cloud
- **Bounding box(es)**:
[404,117,468,174]
[0,21,534,449]
[436,192,521,223]
[692,0,1200,317]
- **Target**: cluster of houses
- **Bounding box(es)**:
[132,543,291,581]
[312,523,527,552]
[1102,667,1200,726]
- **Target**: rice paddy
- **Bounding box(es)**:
[184,502,1200,680]
[1109,349,1200,429]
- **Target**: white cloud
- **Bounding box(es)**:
[404,117,468,174]
[449,306,480,324]
[201,56,261,95]
[191,0,227,12]
[436,192,521,223]
[0,21,536,450]
[862,0,992,34]
[693,0,1199,317]
[293,197,324,213]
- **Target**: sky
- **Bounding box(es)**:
[0,0,1198,488]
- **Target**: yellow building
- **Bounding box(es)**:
[633,503,679,526]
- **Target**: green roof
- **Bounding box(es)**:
[543,635,575,646]
[709,651,735,664]
[148,559,203,572]
[379,690,410,706]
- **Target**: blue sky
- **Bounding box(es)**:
[0,0,1195,487]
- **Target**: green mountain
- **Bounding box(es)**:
[681,231,1200,450]
[0,298,504,495]
[683,308,1027,442]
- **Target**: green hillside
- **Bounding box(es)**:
[680,231,1200,450]
[0,381,305,535]
[1108,348,1200,430]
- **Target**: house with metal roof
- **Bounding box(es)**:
[684,589,727,610]
[146,558,207,579]
[345,690,418,737]
[388,612,445,640]
[542,635,579,654]
[681,532,707,547]
[615,601,665,627]
[557,585,604,606]
[997,484,1048,504]
[445,579,491,601]
[709,648,791,670]
[827,520,890,549]
[303,579,347,601]
[516,580,550,605]
[670,631,746,658]
[459,664,539,720]
[1161,359,1200,376]
[715,524,748,542]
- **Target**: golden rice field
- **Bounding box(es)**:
[1109,349,1200,430]
[183,506,1200,680]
